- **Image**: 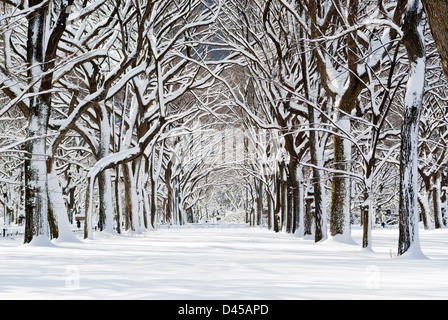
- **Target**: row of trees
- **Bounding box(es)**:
[0,0,447,256]
[219,0,448,255]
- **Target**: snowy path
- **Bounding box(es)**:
[0,223,447,299]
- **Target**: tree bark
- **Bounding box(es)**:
[304,188,314,237]
[256,178,263,226]
[97,170,114,232]
[422,1,448,81]
[273,172,281,233]
[24,0,74,243]
[97,106,114,233]
[286,169,294,233]
[115,166,123,233]
[123,162,139,231]
[433,172,443,229]
[299,19,326,241]
[24,0,49,244]
[361,186,372,249]
[150,164,158,229]
[330,114,352,237]
[398,0,426,256]
[294,165,305,236]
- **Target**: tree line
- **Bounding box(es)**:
[0,0,447,256]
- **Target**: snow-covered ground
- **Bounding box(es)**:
[0,223,447,300]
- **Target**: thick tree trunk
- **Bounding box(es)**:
[24,0,74,243]
[329,2,358,238]
[398,0,426,256]
[287,159,303,235]
[97,106,114,233]
[422,1,448,81]
[24,1,49,244]
[330,114,352,238]
[97,170,114,232]
[304,188,314,237]
[24,118,49,243]
[123,162,139,231]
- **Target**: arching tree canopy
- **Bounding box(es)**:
[0,0,447,257]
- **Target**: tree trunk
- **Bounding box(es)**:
[304,188,314,237]
[286,175,293,233]
[398,0,426,256]
[273,172,281,233]
[330,114,352,237]
[114,166,123,233]
[361,185,373,249]
[84,176,94,239]
[150,166,158,228]
[417,192,433,230]
[266,185,274,231]
[300,26,326,241]
[422,0,448,81]
[97,105,114,233]
[328,1,359,238]
[24,0,49,244]
[24,0,74,243]
[308,107,327,242]
[97,170,114,233]
[164,160,173,224]
[280,169,287,232]
[294,166,305,236]
[418,170,433,229]
[286,159,302,234]
[433,172,444,229]
[123,162,139,231]
[256,178,263,226]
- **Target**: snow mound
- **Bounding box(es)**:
[52,232,83,244]
[324,233,358,246]
[397,244,429,260]
[26,235,57,247]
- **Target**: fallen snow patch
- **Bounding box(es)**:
[0,224,447,299]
